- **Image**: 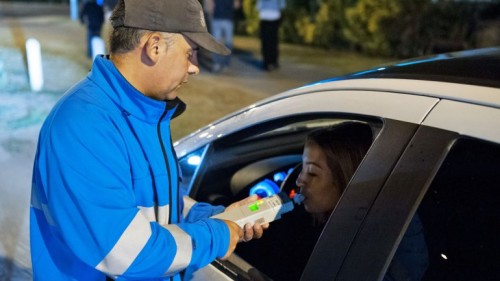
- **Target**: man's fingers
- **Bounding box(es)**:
[242,223,253,242]
[252,223,264,239]
[241,222,269,241]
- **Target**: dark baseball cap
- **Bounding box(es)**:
[112,0,230,55]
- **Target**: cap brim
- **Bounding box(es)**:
[182,32,231,56]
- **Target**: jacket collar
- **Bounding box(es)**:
[88,55,186,123]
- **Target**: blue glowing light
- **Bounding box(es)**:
[249,179,279,198]
[187,155,201,166]
[273,172,287,183]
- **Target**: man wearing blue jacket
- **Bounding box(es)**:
[30,0,267,280]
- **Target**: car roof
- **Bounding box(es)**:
[275,47,500,109]
[327,47,500,89]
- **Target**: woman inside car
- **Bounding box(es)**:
[295,122,428,281]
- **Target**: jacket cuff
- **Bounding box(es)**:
[177,217,230,269]
[210,218,230,258]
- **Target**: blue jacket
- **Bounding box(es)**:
[30,56,229,280]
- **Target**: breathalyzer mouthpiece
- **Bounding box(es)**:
[293,193,305,205]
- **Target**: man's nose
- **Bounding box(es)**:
[188,64,199,75]
[188,56,200,75]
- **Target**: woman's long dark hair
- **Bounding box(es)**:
[305,122,373,193]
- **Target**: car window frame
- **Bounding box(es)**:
[186,114,395,280]
[328,125,457,281]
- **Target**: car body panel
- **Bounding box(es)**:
[422,100,500,143]
[175,91,439,158]
[297,78,500,108]
[176,76,500,159]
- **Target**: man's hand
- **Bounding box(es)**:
[226,195,270,242]
[219,195,271,259]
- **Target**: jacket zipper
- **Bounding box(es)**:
[157,104,173,225]
[158,103,182,281]
[169,138,181,223]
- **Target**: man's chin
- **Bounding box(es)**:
[165,91,178,100]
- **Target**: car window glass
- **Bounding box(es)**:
[183,116,381,203]
[219,118,379,281]
[178,145,209,194]
[391,137,500,281]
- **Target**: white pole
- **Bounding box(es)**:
[25,38,44,92]
[91,36,106,59]
[70,0,79,21]
[0,60,4,87]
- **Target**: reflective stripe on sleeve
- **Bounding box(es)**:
[162,224,193,274]
[157,205,169,226]
[96,211,152,275]
[182,196,197,218]
[138,206,156,222]
[138,205,170,225]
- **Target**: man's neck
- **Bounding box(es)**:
[110,52,149,95]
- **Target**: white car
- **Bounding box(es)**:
[175,47,500,281]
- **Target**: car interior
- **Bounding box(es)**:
[179,115,382,280]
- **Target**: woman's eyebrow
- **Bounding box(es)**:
[304,161,323,169]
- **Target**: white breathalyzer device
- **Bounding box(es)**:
[211,192,294,228]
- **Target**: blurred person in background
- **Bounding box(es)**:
[79,0,105,58]
[256,0,286,71]
[204,0,241,73]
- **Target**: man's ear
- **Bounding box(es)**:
[142,32,163,65]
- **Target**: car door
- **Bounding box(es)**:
[308,99,500,281]
[178,90,441,280]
